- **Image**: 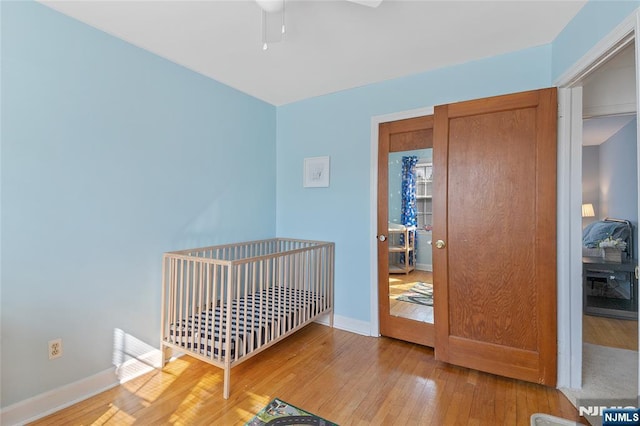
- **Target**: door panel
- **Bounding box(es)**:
[433,88,557,385]
[378,116,434,347]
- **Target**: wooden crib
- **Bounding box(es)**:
[160,238,335,398]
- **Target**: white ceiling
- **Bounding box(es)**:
[582,43,636,146]
[583,115,636,146]
[39,0,586,106]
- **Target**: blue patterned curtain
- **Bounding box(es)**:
[401,156,418,227]
[400,156,418,265]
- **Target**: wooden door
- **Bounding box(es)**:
[432,88,557,386]
[378,115,434,347]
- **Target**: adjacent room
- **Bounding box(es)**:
[2,1,640,425]
[387,148,434,323]
[565,42,640,422]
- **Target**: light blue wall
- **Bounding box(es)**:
[600,118,639,255]
[1,2,275,407]
[552,1,639,81]
[276,46,552,322]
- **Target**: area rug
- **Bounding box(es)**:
[395,282,433,306]
[246,398,339,426]
[560,343,638,426]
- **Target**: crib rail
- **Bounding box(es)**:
[160,238,334,398]
[167,238,326,262]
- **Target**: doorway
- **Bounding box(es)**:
[573,42,638,409]
[555,9,640,395]
[387,156,434,322]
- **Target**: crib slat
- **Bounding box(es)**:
[216,265,223,363]
[250,261,257,351]
[238,263,245,361]
[212,265,218,362]
[317,248,323,313]
[258,258,267,350]
[302,250,309,324]
[171,258,178,344]
[292,252,299,329]
[211,265,224,362]
[329,244,335,324]
[204,263,211,360]
[197,260,205,356]
[178,259,185,348]
[160,256,169,363]
[224,266,234,391]
[188,260,195,355]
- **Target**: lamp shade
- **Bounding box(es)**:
[582,203,595,218]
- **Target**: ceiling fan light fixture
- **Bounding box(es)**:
[260,1,285,51]
[346,0,383,7]
[256,0,284,13]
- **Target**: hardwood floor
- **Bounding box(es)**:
[389,270,433,323]
[31,323,585,425]
[583,314,638,350]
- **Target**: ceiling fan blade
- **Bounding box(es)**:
[345,0,383,7]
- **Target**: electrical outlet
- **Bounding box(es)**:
[48,338,62,360]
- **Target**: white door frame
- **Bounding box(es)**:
[554,9,640,389]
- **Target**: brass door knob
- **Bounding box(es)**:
[435,239,446,249]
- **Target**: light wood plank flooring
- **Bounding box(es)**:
[30,323,585,425]
[389,270,433,323]
[583,314,638,350]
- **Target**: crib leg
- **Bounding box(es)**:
[329,311,334,328]
[223,366,231,399]
[160,345,172,367]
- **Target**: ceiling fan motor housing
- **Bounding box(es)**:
[256,0,284,13]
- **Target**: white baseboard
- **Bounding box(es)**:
[0,349,175,426]
[315,313,372,336]
[416,263,432,272]
[3,315,373,425]
[0,368,119,426]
